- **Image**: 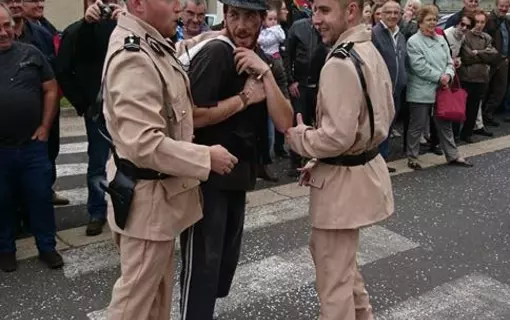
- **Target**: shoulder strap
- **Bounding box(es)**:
[329,43,375,141]
[91,35,167,160]
[178,34,236,68]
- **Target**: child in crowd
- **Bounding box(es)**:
[258,8,286,61]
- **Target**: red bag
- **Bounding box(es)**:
[435,76,467,122]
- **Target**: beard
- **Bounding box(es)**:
[224,23,262,49]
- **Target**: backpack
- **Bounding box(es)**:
[55,20,89,116]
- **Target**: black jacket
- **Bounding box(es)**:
[18,20,56,69]
[285,18,321,85]
[56,19,116,115]
[372,22,408,100]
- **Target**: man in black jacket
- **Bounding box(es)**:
[57,0,123,236]
[285,16,322,176]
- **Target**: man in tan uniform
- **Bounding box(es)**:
[100,0,239,319]
[286,0,395,319]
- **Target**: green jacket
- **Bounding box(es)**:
[406,30,455,104]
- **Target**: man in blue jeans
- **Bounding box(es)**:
[0,3,63,272]
[57,0,124,236]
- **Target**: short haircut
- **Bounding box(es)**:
[472,7,488,21]
[405,0,421,8]
[496,0,510,6]
[183,0,207,10]
[416,4,438,24]
[459,11,474,27]
[0,2,14,26]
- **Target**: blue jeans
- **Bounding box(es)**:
[84,116,110,221]
[0,140,57,253]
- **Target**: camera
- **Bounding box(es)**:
[98,3,114,20]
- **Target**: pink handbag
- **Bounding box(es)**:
[435,76,467,122]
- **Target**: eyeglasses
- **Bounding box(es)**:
[383,10,401,15]
[460,22,470,28]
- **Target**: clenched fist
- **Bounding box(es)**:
[209,145,238,175]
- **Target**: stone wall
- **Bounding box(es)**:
[44,0,83,30]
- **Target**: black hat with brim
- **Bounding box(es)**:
[219,0,268,11]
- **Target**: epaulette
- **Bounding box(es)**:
[124,34,140,52]
[330,41,354,59]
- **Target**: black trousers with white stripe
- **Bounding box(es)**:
[179,182,246,320]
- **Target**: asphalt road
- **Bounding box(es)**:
[2,145,510,319]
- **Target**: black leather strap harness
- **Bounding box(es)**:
[319,42,379,167]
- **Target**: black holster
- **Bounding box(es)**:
[100,158,169,230]
[101,170,135,230]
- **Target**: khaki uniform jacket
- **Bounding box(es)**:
[287,25,395,230]
[103,13,213,241]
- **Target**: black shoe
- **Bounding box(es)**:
[428,145,443,156]
[388,167,396,173]
[461,136,475,144]
[274,149,290,158]
[257,164,279,182]
[473,128,494,137]
[484,118,500,127]
[448,159,474,167]
[0,252,17,272]
[38,251,64,269]
[407,159,422,170]
[86,218,106,236]
[504,117,510,123]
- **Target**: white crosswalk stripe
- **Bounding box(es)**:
[377,273,510,319]
[59,141,88,155]
[56,163,88,177]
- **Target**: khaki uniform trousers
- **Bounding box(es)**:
[108,232,176,320]
[310,228,373,320]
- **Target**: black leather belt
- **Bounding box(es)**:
[115,158,169,180]
[320,148,379,167]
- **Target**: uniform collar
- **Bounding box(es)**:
[117,12,176,55]
[331,24,371,51]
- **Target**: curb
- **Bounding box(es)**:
[60,107,79,118]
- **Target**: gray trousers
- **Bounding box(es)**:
[406,103,459,162]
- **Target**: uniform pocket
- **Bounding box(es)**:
[308,171,325,189]
[166,94,188,140]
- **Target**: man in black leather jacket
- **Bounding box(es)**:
[57,0,123,237]
[284,16,324,175]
